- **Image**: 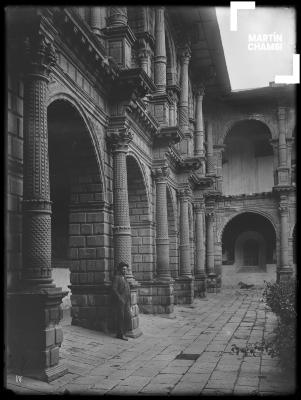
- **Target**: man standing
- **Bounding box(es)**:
[112,262,132,340]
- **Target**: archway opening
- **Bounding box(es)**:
[221,212,276,287]
[127,156,152,282]
[48,99,104,322]
[222,120,273,195]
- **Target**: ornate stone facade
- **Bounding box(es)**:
[6,6,296,381]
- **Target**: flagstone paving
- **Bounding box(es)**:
[5,287,296,395]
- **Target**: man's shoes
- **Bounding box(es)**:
[116,335,128,341]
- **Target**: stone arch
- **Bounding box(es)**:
[167,184,178,278]
[218,209,278,243]
[220,116,276,146]
[48,98,109,327]
[126,154,152,281]
[127,150,151,216]
[47,92,106,202]
[220,211,277,287]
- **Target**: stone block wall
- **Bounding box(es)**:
[6,74,24,290]
[174,278,194,305]
[127,159,154,281]
[68,155,113,329]
[138,283,174,314]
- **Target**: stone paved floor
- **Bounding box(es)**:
[6,288,296,395]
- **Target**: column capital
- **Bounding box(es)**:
[193,197,205,212]
[137,47,152,60]
[107,126,133,151]
[193,84,205,97]
[179,44,191,63]
[205,209,215,220]
[279,195,289,214]
[178,186,192,200]
[152,166,170,181]
[277,106,287,120]
[108,6,128,26]
[24,34,56,80]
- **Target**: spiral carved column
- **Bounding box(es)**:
[179,188,192,278]
[278,195,292,281]
[179,46,191,135]
[276,107,290,186]
[206,121,215,175]
[108,6,128,26]
[107,126,134,279]
[90,7,106,38]
[8,34,68,382]
[22,35,56,288]
[194,85,205,157]
[107,125,142,336]
[153,167,171,281]
[175,187,194,304]
[194,198,206,297]
[206,208,217,292]
[154,7,167,93]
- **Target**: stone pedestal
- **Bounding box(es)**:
[7,288,68,382]
[127,283,142,338]
[138,281,174,314]
[206,272,217,293]
[174,277,194,304]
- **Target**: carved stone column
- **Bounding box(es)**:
[278,195,293,281]
[276,107,290,186]
[152,167,172,281]
[175,187,194,304]
[107,125,134,279]
[206,121,215,175]
[154,7,166,93]
[270,138,279,186]
[77,7,86,20]
[179,188,192,278]
[214,145,225,192]
[7,34,68,382]
[194,85,205,157]
[90,7,106,38]
[206,203,217,292]
[107,124,142,337]
[108,6,128,26]
[194,197,206,297]
[138,45,151,77]
[179,45,191,135]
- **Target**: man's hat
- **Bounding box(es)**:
[117,262,129,271]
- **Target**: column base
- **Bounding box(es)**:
[174,276,194,304]
[277,267,293,283]
[70,283,113,333]
[7,287,68,382]
[194,276,207,298]
[128,282,142,337]
[207,272,217,293]
[138,280,174,314]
